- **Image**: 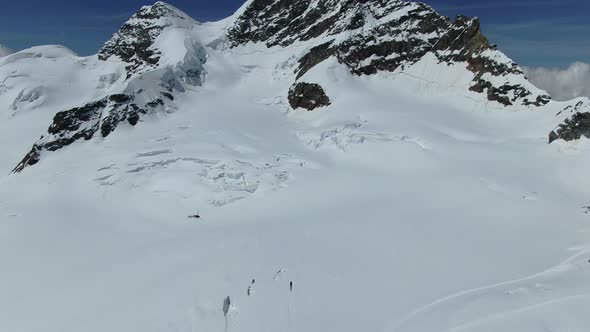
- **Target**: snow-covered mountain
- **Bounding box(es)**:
[10,2,207,172]
[229,0,550,107]
[2,1,590,332]
[6,0,589,173]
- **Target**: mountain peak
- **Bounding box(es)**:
[98,1,194,77]
[12,1,207,173]
[228,0,549,108]
[136,1,192,21]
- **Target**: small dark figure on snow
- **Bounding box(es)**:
[251,278,255,285]
[223,296,231,316]
[289,281,293,292]
[188,210,201,219]
[247,286,251,296]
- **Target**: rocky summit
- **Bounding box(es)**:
[98,1,193,78]
[228,0,550,107]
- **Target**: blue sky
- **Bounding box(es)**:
[0,0,588,68]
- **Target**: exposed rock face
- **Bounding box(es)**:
[549,101,590,143]
[12,94,161,173]
[13,2,205,173]
[98,1,191,78]
[288,82,331,111]
[549,112,590,143]
[228,0,549,107]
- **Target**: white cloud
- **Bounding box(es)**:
[0,44,13,58]
[524,62,590,101]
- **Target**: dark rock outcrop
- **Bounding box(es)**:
[98,2,188,78]
[549,112,590,143]
[229,0,548,107]
[288,82,331,111]
[12,94,155,173]
[548,100,589,143]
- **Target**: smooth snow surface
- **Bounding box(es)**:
[1,5,590,332]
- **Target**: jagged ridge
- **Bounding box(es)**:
[228,0,550,107]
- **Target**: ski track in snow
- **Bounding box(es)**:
[390,247,590,332]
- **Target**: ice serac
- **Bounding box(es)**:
[12,1,206,173]
[228,0,550,108]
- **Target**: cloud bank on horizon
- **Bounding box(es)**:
[524,62,590,101]
[0,44,13,57]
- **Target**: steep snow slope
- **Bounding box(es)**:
[1,1,590,332]
[0,45,125,170]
